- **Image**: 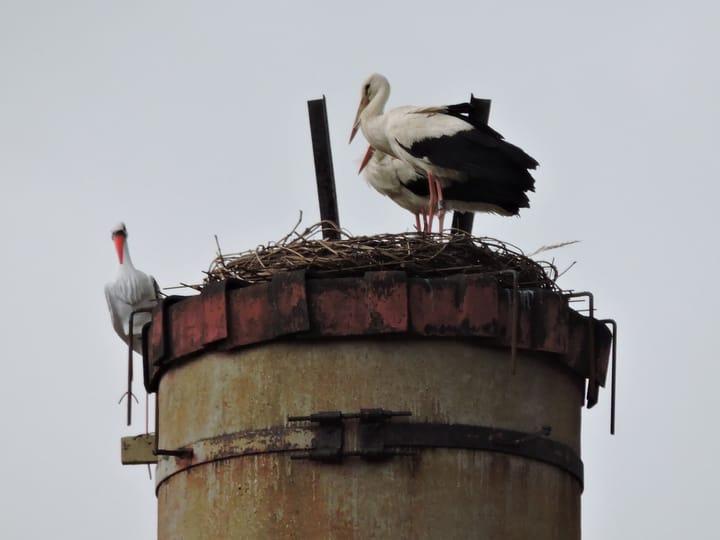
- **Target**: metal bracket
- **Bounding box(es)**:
[118,307,154,426]
[564,292,596,406]
[287,409,412,462]
[354,409,414,460]
[153,447,193,458]
[288,410,345,462]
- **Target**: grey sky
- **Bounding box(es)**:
[1,1,718,538]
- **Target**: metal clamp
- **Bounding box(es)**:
[288,411,345,463]
[354,409,414,460]
[287,409,412,462]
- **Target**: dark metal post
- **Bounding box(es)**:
[469,95,492,124]
[308,97,340,240]
[451,96,492,235]
[600,319,618,435]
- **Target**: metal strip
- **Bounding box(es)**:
[154,422,583,491]
[155,427,316,491]
[379,422,583,489]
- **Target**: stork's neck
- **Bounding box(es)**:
[364,81,390,120]
[359,80,393,154]
[361,113,393,156]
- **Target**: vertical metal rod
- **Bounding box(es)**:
[451,212,475,234]
[154,387,160,454]
[600,319,618,435]
[451,96,492,235]
[127,313,135,426]
[308,96,340,240]
[125,306,154,426]
[469,95,492,124]
[146,392,153,479]
[610,322,616,434]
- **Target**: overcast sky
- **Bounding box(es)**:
[2,1,719,538]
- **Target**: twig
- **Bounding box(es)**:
[277,210,304,245]
[214,235,227,270]
[527,240,580,258]
[557,261,578,279]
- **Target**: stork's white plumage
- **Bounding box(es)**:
[104,223,160,354]
[362,148,430,231]
[350,73,538,232]
[363,149,527,232]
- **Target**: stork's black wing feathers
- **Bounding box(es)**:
[396,105,538,215]
[399,166,530,215]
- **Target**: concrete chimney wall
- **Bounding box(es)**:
[143,271,610,539]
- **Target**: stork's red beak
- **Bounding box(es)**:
[358,146,375,174]
[113,234,125,264]
[349,95,369,143]
[349,123,360,144]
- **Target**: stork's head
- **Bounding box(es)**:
[350,73,390,144]
[110,222,128,264]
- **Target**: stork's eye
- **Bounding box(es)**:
[364,84,370,95]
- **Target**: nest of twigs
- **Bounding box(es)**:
[202,221,566,292]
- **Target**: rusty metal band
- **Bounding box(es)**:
[377,423,583,489]
[155,422,583,491]
[155,426,315,491]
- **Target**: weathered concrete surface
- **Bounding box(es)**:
[158,451,580,540]
[157,339,583,539]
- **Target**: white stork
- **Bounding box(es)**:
[361,147,430,232]
[350,73,537,233]
[363,148,527,233]
[104,222,161,354]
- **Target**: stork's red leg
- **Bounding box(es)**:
[427,172,437,233]
[436,180,446,235]
[414,213,421,232]
[422,209,429,233]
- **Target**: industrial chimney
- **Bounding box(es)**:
[122,258,612,539]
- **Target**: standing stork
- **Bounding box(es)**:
[105,222,161,432]
[363,148,528,233]
[350,73,538,233]
[104,222,161,354]
[361,148,430,232]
